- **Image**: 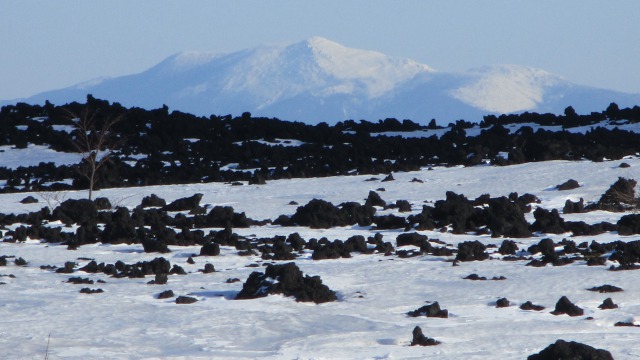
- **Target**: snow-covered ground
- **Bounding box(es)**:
[373,119,640,139]
[0,155,639,359]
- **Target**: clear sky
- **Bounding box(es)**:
[2,0,639,100]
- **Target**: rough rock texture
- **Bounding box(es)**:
[598,298,618,310]
[527,339,613,360]
[456,240,488,262]
[235,262,337,303]
[162,193,203,212]
[520,301,545,311]
[588,285,623,293]
[592,177,638,212]
[556,179,580,191]
[551,296,584,316]
[618,214,640,235]
[496,298,510,308]
[410,326,440,346]
[407,302,449,318]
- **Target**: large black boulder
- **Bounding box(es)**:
[289,199,375,228]
[456,240,488,261]
[235,262,336,303]
[530,208,567,234]
[592,177,638,212]
[528,339,613,360]
[200,206,253,228]
[618,214,640,235]
[100,207,136,244]
[52,199,98,225]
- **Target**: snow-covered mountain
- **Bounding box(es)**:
[6,37,640,124]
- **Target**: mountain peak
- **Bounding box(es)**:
[9,38,639,124]
[451,64,567,113]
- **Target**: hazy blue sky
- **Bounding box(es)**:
[2,0,639,100]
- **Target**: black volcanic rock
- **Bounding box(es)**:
[563,198,585,214]
[365,190,386,208]
[408,301,449,318]
[498,239,518,255]
[175,296,198,304]
[496,298,510,308]
[289,199,375,228]
[456,240,488,261]
[53,199,98,225]
[157,290,175,299]
[199,242,221,256]
[556,179,580,190]
[530,208,566,234]
[588,285,623,293]
[163,193,203,212]
[410,326,440,346]
[592,177,638,212]
[140,194,167,208]
[618,214,640,235]
[551,296,584,316]
[598,298,618,310]
[520,301,545,311]
[527,339,613,360]
[20,196,38,204]
[235,262,336,303]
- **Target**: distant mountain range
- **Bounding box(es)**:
[5,37,640,124]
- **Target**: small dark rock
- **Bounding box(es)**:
[556,179,581,191]
[157,290,175,299]
[410,326,440,346]
[551,296,584,316]
[520,301,545,311]
[408,301,449,318]
[20,196,38,204]
[202,263,215,273]
[498,239,518,255]
[381,173,395,182]
[598,298,618,310]
[464,274,487,281]
[55,261,76,274]
[175,295,198,304]
[79,288,103,294]
[615,321,640,327]
[67,277,94,284]
[496,298,510,308]
[200,242,220,256]
[588,285,623,293]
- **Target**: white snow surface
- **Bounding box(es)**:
[1,154,640,358]
[0,144,81,169]
[451,65,564,114]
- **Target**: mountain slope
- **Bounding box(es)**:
[6,37,640,124]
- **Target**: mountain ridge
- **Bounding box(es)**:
[4,37,639,124]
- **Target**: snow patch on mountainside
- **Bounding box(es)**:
[306,37,433,97]
[166,51,221,72]
[451,65,565,113]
